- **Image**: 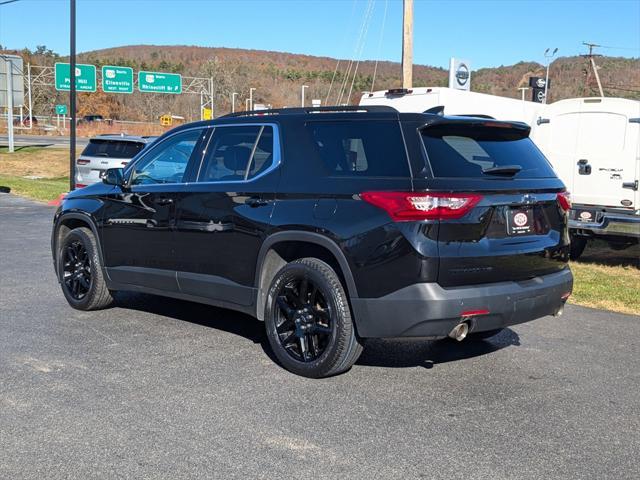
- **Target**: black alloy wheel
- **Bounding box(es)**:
[274,276,333,362]
[62,240,92,300]
[265,258,363,378]
[57,227,114,310]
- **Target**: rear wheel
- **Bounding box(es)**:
[264,258,363,378]
[569,235,587,260]
[57,227,113,310]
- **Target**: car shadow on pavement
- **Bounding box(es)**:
[113,291,268,345]
[113,292,520,371]
[357,329,521,369]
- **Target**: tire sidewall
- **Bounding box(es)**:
[265,261,348,377]
[57,228,99,309]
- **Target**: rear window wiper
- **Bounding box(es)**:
[482,165,522,176]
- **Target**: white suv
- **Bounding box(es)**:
[75,134,156,188]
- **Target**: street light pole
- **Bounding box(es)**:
[231,92,238,113]
[301,85,308,107]
[249,87,256,111]
[543,47,558,105]
[69,0,76,191]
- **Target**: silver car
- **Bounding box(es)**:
[75,134,156,188]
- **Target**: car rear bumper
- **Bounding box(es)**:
[350,268,573,338]
[570,209,640,239]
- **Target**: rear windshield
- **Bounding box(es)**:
[308,121,410,177]
[82,139,145,159]
[421,126,556,178]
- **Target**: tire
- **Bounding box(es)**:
[469,328,504,340]
[264,258,363,378]
[569,235,587,260]
[57,227,113,310]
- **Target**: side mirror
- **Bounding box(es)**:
[102,168,125,187]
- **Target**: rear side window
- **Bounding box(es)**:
[422,126,556,178]
[198,125,275,182]
[82,139,145,159]
[308,121,410,177]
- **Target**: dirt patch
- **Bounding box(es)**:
[0,147,78,178]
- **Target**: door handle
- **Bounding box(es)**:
[245,196,269,207]
[154,197,174,205]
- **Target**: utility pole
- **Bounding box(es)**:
[69,0,76,191]
[581,42,604,97]
[402,0,413,89]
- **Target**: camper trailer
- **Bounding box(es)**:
[361,89,640,258]
[531,97,640,258]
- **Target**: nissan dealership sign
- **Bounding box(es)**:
[449,57,471,91]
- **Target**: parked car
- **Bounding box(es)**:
[78,114,105,124]
[74,134,157,188]
[51,106,573,378]
[13,116,38,127]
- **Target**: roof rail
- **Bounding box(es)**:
[219,105,397,119]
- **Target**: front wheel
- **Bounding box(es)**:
[264,258,363,378]
[57,227,114,310]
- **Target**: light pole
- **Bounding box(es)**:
[301,85,308,107]
[249,87,256,111]
[543,47,558,104]
[518,87,529,102]
[231,92,238,113]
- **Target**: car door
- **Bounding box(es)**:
[572,102,633,208]
[100,127,208,292]
[174,123,280,308]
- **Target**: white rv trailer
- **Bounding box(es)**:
[360,87,545,126]
[361,89,640,257]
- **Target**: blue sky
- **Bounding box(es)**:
[1,0,638,69]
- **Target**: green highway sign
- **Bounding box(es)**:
[54,62,96,92]
[138,71,182,94]
[55,104,67,115]
[102,65,134,93]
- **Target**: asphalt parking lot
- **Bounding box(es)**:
[1,193,638,480]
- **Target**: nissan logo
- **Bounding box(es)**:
[455,63,469,86]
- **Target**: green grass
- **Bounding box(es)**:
[569,241,639,316]
[0,175,69,203]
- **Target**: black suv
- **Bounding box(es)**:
[52,106,573,378]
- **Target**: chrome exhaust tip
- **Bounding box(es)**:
[448,322,469,342]
[553,304,565,317]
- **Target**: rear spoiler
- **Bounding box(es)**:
[419,116,531,138]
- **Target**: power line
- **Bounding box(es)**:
[370,0,389,93]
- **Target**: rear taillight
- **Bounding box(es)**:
[75,183,87,188]
[360,191,482,221]
[76,159,90,165]
[557,191,571,212]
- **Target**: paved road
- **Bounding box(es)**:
[1,193,638,480]
[0,134,89,148]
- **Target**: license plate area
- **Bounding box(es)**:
[507,208,533,235]
[572,208,598,224]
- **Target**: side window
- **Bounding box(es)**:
[308,121,410,177]
[198,125,275,182]
[130,129,203,185]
